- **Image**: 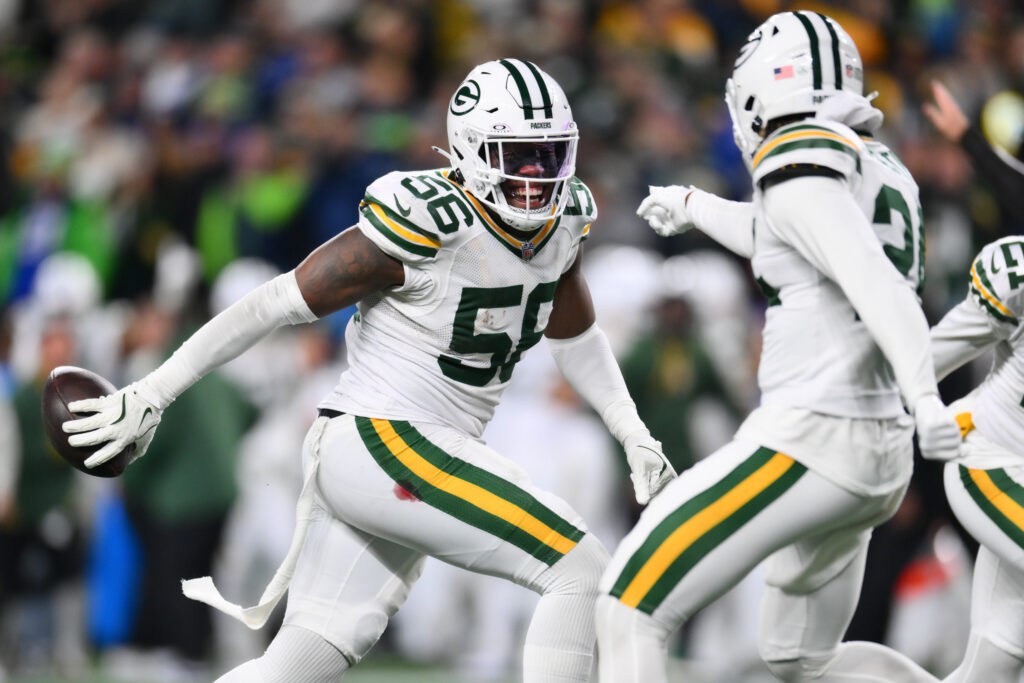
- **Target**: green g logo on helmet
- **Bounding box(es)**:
[450,79,481,116]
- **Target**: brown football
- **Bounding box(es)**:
[41,366,134,478]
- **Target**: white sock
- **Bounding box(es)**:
[595,594,670,683]
[523,534,609,682]
[215,625,350,683]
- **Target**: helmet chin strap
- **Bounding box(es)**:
[432,145,454,164]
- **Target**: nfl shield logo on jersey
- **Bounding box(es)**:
[521,241,535,261]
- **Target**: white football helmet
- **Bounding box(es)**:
[444,59,578,230]
[726,11,865,166]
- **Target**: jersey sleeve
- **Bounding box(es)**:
[559,178,597,273]
[357,172,443,264]
[751,120,863,188]
[565,177,597,242]
[968,239,1024,330]
[931,296,1005,381]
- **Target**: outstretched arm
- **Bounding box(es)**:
[638,185,755,257]
[64,227,404,467]
[546,250,676,504]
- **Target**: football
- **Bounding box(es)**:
[41,366,134,478]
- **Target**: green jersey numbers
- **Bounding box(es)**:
[971,238,1024,326]
[563,178,595,218]
[439,282,558,387]
[996,240,1024,291]
[872,183,925,292]
[399,174,475,235]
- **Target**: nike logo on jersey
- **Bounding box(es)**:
[394,195,412,217]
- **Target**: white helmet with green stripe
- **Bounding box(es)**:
[726,11,866,167]
[445,59,578,230]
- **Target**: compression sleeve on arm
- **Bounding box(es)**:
[548,324,650,445]
[687,189,755,258]
[136,271,318,409]
[931,295,1007,381]
[762,176,939,408]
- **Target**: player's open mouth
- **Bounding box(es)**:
[504,182,552,209]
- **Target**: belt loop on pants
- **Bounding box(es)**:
[318,408,345,419]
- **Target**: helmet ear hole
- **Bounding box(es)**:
[744,96,756,112]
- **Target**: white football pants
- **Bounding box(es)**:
[219,413,608,682]
[597,438,937,683]
[942,461,1024,682]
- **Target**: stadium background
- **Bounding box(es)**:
[0,0,1021,680]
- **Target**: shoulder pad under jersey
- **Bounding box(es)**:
[358,170,469,263]
[561,177,598,243]
[969,237,1024,327]
[751,119,864,187]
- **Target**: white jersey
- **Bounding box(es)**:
[933,237,1024,465]
[321,169,596,438]
[749,119,924,418]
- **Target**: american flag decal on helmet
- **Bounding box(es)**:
[773,65,794,80]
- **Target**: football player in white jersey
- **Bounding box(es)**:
[60,60,675,682]
[930,237,1024,682]
[598,11,962,683]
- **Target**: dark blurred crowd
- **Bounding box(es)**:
[0,0,1023,680]
[0,0,1023,307]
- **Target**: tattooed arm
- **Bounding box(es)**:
[295,226,405,316]
[63,227,404,467]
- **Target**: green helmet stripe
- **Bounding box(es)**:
[816,13,842,89]
[499,58,535,120]
[793,12,822,90]
[522,60,554,118]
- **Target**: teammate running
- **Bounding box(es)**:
[599,11,961,682]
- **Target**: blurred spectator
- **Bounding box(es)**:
[0,314,87,678]
[614,255,745,475]
[619,272,744,477]
[924,78,1024,226]
[194,126,314,281]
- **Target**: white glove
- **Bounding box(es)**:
[636,185,695,237]
[624,432,677,504]
[913,394,961,461]
[63,383,163,469]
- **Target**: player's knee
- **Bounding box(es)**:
[537,533,609,597]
